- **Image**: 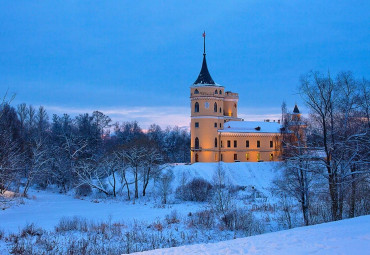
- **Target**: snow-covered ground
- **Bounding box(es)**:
[133,215,370,255]
[0,162,277,233]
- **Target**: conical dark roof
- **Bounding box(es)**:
[293,104,300,114]
[194,54,215,85]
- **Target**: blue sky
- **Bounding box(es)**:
[1,0,369,128]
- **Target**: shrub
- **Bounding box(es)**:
[75,184,92,197]
[193,209,215,228]
[55,216,88,232]
[221,209,263,235]
[176,178,213,202]
[20,223,43,238]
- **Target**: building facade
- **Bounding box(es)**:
[190,36,283,163]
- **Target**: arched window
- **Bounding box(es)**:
[194,102,199,113]
[214,102,217,112]
[215,89,218,94]
[195,137,199,149]
[195,153,199,162]
[214,138,218,147]
[219,107,221,113]
[194,89,199,94]
[219,90,222,94]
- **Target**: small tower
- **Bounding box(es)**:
[190,32,224,163]
[292,104,301,122]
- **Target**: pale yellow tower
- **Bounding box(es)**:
[190,33,224,163]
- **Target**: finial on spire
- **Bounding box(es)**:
[202,31,206,55]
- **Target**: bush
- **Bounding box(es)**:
[176,178,212,202]
[20,223,43,238]
[191,209,215,228]
[75,184,92,197]
[221,209,263,235]
[55,216,88,232]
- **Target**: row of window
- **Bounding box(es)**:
[223,140,274,148]
[194,102,221,113]
[194,89,222,95]
[194,137,274,149]
[194,153,274,162]
[194,122,222,128]
[231,153,273,161]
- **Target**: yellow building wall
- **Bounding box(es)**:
[219,133,281,162]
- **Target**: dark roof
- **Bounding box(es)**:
[293,104,300,114]
[194,54,215,85]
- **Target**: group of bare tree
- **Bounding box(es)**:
[0,103,190,200]
[277,71,370,226]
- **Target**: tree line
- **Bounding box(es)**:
[0,100,190,198]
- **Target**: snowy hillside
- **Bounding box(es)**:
[172,162,278,191]
[0,162,278,233]
[132,215,370,255]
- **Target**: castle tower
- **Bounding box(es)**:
[190,32,224,163]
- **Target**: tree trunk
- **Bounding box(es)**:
[134,166,138,199]
[349,165,356,218]
[142,167,150,197]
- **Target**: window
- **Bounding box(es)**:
[246,153,249,160]
[221,141,223,148]
[194,89,199,94]
[257,140,260,148]
[246,140,249,148]
[221,154,223,161]
[215,89,218,94]
[234,140,237,148]
[195,153,199,162]
[234,103,237,108]
[227,140,231,148]
[219,123,221,128]
[270,153,273,161]
[194,102,199,112]
[234,154,238,160]
[214,122,217,128]
[219,107,222,113]
[214,138,218,147]
[205,102,209,109]
[270,141,273,148]
[214,102,217,112]
[195,122,199,128]
[195,137,199,149]
[257,153,260,161]
[219,90,222,94]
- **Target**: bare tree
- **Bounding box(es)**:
[155,167,174,204]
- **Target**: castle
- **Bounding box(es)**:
[190,34,302,163]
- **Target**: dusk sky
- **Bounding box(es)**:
[1,0,369,128]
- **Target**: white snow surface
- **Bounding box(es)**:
[0,162,277,233]
[220,121,281,133]
[132,215,370,255]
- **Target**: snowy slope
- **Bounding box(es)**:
[0,162,278,233]
[172,162,278,192]
[132,215,370,255]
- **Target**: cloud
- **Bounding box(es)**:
[46,105,291,129]
[46,105,190,129]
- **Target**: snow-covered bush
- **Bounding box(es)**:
[176,177,213,202]
[75,183,92,197]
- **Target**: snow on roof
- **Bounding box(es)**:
[220,121,281,133]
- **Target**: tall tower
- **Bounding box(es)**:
[190,32,224,163]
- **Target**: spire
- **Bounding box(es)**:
[194,31,215,85]
[293,104,300,114]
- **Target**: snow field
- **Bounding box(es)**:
[132,215,370,255]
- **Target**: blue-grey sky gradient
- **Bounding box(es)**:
[1,0,369,128]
